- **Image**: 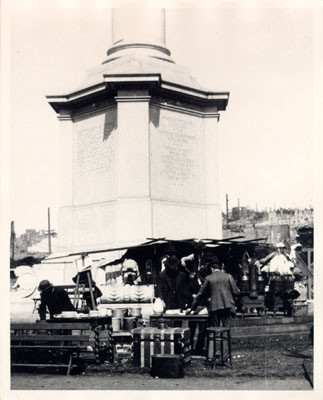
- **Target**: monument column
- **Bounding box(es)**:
[105,8,172,63]
[115,89,152,244]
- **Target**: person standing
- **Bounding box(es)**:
[156,256,192,311]
[190,257,240,327]
[38,280,76,320]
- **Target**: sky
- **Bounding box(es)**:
[4,0,317,235]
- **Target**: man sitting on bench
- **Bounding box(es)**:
[38,280,76,320]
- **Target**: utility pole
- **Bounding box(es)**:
[226,194,229,228]
[48,207,51,254]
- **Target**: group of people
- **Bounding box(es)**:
[36,244,240,355]
[156,244,240,355]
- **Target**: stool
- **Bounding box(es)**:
[206,327,232,369]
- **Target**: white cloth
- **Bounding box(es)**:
[262,254,294,275]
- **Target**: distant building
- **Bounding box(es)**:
[268,208,313,226]
[13,229,55,260]
[232,206,248,220]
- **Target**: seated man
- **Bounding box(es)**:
[38,280,75,320]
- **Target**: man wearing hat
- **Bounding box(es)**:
[38,280,75,320]
[156,254,192,311]
[190,257,240,327]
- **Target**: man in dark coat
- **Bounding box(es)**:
[72,269,103,310]
[156,256,192,311]
[38,280,75,320]
[190,257,240,327]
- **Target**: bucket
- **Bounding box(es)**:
[128,307,142,317]
[123,317,136,331]
[112,317,121,332]
[112,308,127,319]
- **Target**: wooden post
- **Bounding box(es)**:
[87,271,97,310]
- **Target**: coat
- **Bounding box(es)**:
[191,270,240,313]
[156,270,193,310]
[39,286,75,320]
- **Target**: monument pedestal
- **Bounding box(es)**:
[47,9,229,252]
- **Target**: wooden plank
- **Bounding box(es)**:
[12,363,69,368]
[11,323,91,330]
[11,335,89,341]
[66,355,73,376]
[11,345,88,349]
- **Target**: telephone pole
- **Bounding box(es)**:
[226,194,229,228]
[48,207,51,254]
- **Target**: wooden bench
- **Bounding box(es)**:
[11,322,91,375]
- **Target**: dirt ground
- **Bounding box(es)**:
[10,333,313,391]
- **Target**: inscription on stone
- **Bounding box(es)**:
[76,122,116,174]
[159,116,196,188]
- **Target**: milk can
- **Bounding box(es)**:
[240,273,249,292]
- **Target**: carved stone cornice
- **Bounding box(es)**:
[115,95,151,103]
[47,73,229,116]
[150,97,220,120]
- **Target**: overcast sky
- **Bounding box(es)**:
[6,1,316,235]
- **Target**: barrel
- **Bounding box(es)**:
[123,317,137,331]
[112,318,121,332]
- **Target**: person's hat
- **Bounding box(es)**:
[164,255,180,269]
[164,242,178,254]
[198,264,212,278]
[203,249,216,261]
[38,279,52,292]
[209,256,222,268]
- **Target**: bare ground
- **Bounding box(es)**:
[11,333,313,391]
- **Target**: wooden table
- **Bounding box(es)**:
[49,316,112,363]
[150,313,209,328]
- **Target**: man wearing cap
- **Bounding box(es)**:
[190,257,240,327]
[38,280,75,320]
